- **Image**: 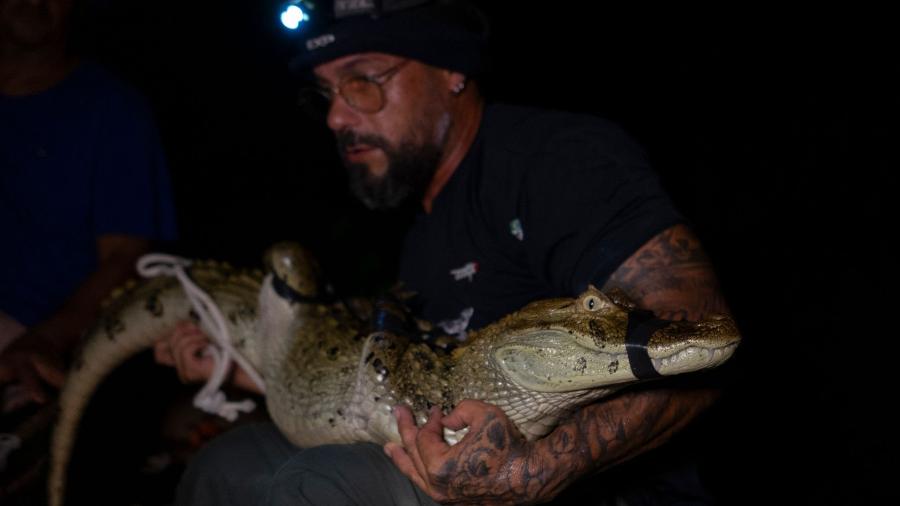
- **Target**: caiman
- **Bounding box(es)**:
[48,242,740,506]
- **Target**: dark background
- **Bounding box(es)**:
[65,1,898,503]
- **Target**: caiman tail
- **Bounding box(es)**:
[47,262,262,506]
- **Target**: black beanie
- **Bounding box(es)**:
[288,0,488,76]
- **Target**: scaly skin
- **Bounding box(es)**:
[47,261,264,506]
[49,243,740,505]
[259,243,739,447]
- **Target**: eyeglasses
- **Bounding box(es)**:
[299,60,411,117]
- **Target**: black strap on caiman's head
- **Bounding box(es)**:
[370,295,419,338]
[368,294,458,351]
[625,309,670,380]
[271,273,337,305]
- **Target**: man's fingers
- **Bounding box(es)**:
[154,322,203,369]
[153,339,175,366]
[171,332,213,383]
[16,363,47,403]
[394,405,419,448]
[174,347,212,383]
[171,333,208,359]
[442,399,494,431]
[416,405,450,457]
[31,355,66,388]
[2,384,32,413]
[393,405,434,482]
[0,350,65,406]
[384,442,430,493]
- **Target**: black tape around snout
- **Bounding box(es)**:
[272,274,335,305]
[625,310,669,380]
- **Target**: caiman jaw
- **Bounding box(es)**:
[646,315,741,376]
[650,342,740,375]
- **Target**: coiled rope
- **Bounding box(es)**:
[137,254,266,421]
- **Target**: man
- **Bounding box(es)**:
[0,0,177,410]
[165,1,729,504]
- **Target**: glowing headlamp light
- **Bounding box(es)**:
[280,1,438,31]
[280,1,313,30]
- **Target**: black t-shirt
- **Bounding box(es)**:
[398,104,711,503]
[399,104,683,331]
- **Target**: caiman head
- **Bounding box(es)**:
[256,242,331,364]
[263,242,324,303]
[467,285,741,395]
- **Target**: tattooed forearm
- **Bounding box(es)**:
[603,224,729,320]
[416,387,717,505]
[513,387,718,501]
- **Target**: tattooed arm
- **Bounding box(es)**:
[385,224,729,504]
[603,223,729,321]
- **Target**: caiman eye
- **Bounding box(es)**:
[583,296,599,311]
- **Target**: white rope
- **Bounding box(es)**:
[137,253,266,421]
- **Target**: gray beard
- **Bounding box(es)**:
[337,132,441,210]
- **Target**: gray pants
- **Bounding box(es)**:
[175,422,438,506]
[175,423,708,506]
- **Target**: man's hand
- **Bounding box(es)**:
[154,321,262,394]
[0,333,66,409]
[385,400,562,505]
[153,321,216,384]
[386,388,718,505]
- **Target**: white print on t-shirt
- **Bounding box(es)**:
[450,261,478,282]
[437,307,474,341]
[509,218,524,241]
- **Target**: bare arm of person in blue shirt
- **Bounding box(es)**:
[0,235,149,407]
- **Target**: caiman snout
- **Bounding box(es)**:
[645,315,741,376]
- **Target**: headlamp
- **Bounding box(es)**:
[280,1,315,30]
[280,1,437,31]
[281,0,489,76]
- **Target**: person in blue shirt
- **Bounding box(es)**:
[0,0,177,410]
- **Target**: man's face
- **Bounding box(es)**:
[313,53,454,209]
[0,0,73,51]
